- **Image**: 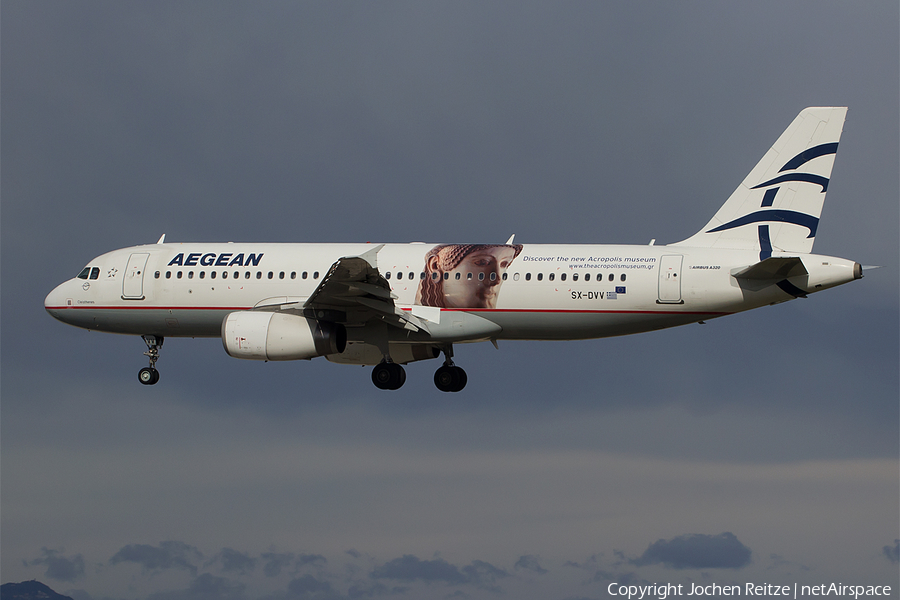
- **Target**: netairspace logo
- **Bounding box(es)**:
[606,582,894,599]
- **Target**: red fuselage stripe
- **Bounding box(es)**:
[46,305,730,316]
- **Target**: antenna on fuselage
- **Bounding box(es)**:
[156,234,166,244]
[505,234,515,245]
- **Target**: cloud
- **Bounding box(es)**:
[631,532,752,570]
[296,554,328,568]
[346,581,408,598]
[371,555,466,585]
[110,541,203,575]
[883,540,899,564]
[460,560,509,588]
[261,553,295,578]
[285,575,342,600]
[25,548,86,582]
[513,555,547,575]
[146,574,246,600]
[209,548,257,575]
[369,555,508,589]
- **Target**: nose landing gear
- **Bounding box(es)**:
[138,335,163,385]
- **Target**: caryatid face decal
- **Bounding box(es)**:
[416,244,523,309]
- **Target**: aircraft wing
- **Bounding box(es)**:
[301,245,428,333]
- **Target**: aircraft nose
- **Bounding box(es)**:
[44,282,70,320]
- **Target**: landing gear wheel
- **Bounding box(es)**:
[434,365,467,392]
[138,367,159,385]
[139,335,163,386]
[451,366,466,391]
[372,362,406,390]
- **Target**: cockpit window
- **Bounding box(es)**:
[89,267,100,280]
[77,267,91,279]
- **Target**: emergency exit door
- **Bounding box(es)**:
[657,254,683,304]
[123,253,150,299]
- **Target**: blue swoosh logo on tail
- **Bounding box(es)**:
[706,210,819,238]
[751,173,830,192]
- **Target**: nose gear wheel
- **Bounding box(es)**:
[138,335,163,385]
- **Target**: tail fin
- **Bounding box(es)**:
[672,107,847,257]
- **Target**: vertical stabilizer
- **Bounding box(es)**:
[672,107,847,257]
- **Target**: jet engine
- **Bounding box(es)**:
[222,311,346,361]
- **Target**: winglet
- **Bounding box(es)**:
[357,244,384,269]
[156,234,166,244]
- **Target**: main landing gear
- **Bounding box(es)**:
[372,361,406,390]
[370,346,467,392]
[138,335,163,385]
[433,346,466,392]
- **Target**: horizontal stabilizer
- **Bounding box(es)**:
[732,256,807,280]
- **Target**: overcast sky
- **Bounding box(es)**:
[2,3,898,600]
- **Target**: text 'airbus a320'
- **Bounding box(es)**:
[46,107,864,391]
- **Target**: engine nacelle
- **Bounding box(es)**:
[222,311,346,361]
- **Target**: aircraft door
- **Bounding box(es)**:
[657,254,683,304]
[123,253,150,299]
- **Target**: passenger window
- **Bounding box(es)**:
[154,271,160,279]
[443,273,449,280]
[291,272,296,279]
[432,272,438,280]
[177,271,183,279]
[245,271,250,279]
[455,273,461,280]
[77,267,91,279]
[585,273,591,282]
[211,271,216,279]
[512,273,518,281]
[190,272,195,279]
[166,272,171,279]
[560,273,566,281]
[256,272,262,279]
[621,274,626,281]
[537,273,543,281]
[267,272,273,279]
[313,271,319,279]
[386,272,392,280]
[573,273,579,281]
[525,273,531,281]
[302,272,308,279]
[234,271,239,279]
[467,273,473,280]
[279,272,285,279]
[490,273,496,281]
[409,272,414,280]
[478,273,484,281]
[548,273,555,281]
[609,273,614,281]
[222,272,228,279]
[89,267,100,280]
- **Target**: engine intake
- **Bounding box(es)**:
[222,311,346,361]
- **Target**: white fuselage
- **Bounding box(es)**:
[44,241,859,342]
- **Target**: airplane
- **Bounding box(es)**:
[45,107,864,392]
